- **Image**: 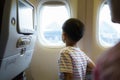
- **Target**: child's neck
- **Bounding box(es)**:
[66,42,78,48]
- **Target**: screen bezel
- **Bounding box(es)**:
[17,0,35,34]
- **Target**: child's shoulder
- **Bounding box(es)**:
[61,47,70,52]
[60,47,74,54]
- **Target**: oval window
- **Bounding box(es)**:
[98,3,120,47]
[38,1,70,47]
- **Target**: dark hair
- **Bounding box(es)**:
[62,18,85,42]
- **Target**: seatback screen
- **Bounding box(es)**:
[18,0,34,34]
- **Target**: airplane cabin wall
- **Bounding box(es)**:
[26,0,106,80]
[92,0,107,61]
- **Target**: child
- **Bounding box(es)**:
[59,18,95,80]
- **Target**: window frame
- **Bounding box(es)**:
[97,1,120,48]
[37,0,71,48]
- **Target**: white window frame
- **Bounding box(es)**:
[37,0,71,48]
[97,1,120,48]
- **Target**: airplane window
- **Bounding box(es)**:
[99,4,120,47]
[38,2,70,47]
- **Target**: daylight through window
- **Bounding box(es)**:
[39,3,70,47]
[99,4,120,47]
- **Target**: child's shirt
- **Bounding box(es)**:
[59,46,90,80]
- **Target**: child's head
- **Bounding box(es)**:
[62,18,85,43]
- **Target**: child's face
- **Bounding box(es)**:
[62,32,65,43]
